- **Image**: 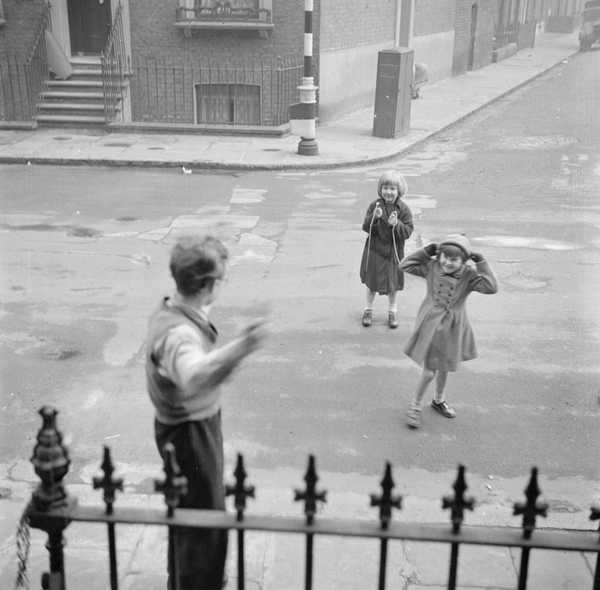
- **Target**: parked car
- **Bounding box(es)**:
[579,0,600,51]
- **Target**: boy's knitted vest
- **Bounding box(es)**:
[145,297,220,425]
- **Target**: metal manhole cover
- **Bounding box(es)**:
[103,142,133,148]
[262,148,281,152]
[52,136,72,141]
[147,146,165,151]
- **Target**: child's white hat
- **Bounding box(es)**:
[440,234,471,258]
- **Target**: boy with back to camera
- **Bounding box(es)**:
[145,234,266,589]
[399,234,498,429]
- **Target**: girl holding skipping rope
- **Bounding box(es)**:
[359,170,414,329]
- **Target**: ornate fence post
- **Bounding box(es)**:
[513,467,548,590]
[442,465,475,590]
[225,454,255,590]
[370,462,402,590]
[294,455,327,590]
[154,443,188,590]
[93,446,123,590]
[28,406,77,590]
[589,504,600,590]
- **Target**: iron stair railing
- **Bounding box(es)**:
[101,2,129,123]
[0,2,50,122]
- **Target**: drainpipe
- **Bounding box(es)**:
[398,0,415,47]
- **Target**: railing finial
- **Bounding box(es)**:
[225,453,255,521]
[92,446,124,515]
[30,406,72,511]
[370,462,402,530]
[294,454,327,525]
[513,467,548,539]
[589,504,600,541]
[442,464,475,534]
[154,442,188,518]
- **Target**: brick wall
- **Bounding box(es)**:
[0,0,47,59]
[130,0,305,63]
[413,0,455,35]
[129,0,308,123]
[319,0,395,51]
[452,0,496,75]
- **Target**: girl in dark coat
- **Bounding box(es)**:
[360,171,414,328]
[400,234,498,429]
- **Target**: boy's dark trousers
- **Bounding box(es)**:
[155,413,228,590]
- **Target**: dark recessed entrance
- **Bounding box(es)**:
[68,0,112,55]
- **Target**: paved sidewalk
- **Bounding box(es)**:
[0,32,580,171]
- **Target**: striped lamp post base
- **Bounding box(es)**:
[296,0,318,155]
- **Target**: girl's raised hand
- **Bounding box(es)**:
[374,205,383,218]
[388,211,398,226]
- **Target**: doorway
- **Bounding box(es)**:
[468,3,478,70]
[68,0,112,55]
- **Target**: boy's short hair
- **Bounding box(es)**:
[377,170,408,199]
[169,235,229,296]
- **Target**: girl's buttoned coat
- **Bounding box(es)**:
[400,248,498,371]
[359,198,413,294]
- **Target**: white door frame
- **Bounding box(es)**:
[49,0,132,61]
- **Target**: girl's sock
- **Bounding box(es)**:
[388,304,398,313]
[434,390,445,404]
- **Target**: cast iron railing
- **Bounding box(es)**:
[15,406,600,590]
[129,55,302,126]
[0,3,50,121]
[101,1,129,123]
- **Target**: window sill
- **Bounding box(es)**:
[174,20,273,38]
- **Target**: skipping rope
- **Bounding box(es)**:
[366,201,402,274]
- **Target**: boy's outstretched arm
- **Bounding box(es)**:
[159,321,266,400]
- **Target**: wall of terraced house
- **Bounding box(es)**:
[452,0,496,75]
[128,0,310,125]
[0,0,48,121]
[412,0,456,83]
[317,0,396,121]
[0,0,47,58]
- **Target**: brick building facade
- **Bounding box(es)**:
[0,0,47,59]
[453,0,497,75]
[126,0,309,126]
[0,0,586,128]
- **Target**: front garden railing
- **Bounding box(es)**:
[15,406,600,590]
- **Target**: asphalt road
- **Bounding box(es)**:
[0,52,598,526]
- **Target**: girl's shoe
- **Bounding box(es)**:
[431,400,456,418]
[361,309,373,327]
[388,311,398,329]
[406,406,422,429]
